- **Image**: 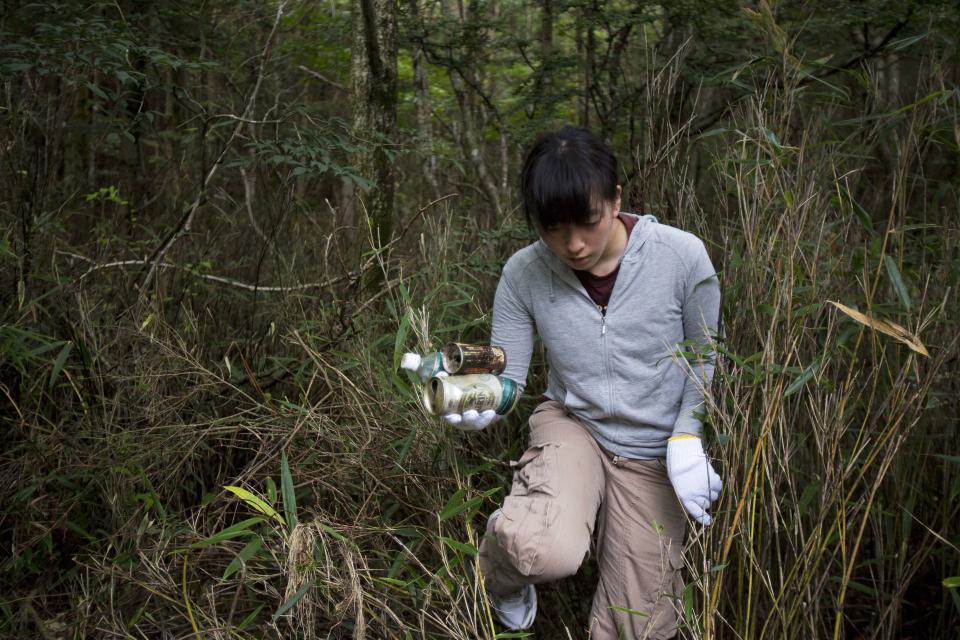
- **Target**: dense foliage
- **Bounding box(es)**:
[1,0,958,637]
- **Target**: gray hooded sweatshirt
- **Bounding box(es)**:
[491,212,720,459]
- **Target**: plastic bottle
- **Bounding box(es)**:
[400,351,445,381]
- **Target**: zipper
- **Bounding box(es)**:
[598,303,612,416]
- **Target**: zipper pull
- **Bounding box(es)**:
[601,314,607,336]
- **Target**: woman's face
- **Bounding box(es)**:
[537,188,622,272]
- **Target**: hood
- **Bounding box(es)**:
[533,212,658,292]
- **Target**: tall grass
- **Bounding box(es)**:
[2,38,959,640]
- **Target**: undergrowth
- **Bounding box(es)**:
[2,33,959,640]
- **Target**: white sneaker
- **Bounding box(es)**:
[490,583,537,630]
[485,509,537,630]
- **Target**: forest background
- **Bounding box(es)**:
[1,0,958,638]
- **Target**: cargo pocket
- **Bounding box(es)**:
[497,443,561,577]
[651,549,685,639]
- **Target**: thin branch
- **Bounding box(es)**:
[62,193,458,295]
[135,1,288,300]
[297,64,346,91]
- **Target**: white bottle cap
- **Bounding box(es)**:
[400,353,422,371]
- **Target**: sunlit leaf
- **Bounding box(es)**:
[224,486,285,526]
[828,301,928,356]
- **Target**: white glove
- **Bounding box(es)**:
[666,435,722,526]
[444,409,499,431]
[401,358,498,430]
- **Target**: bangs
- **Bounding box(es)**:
[520,126,619,230]
[524,155,606,228]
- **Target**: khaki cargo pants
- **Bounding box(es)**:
[479,400,687,639]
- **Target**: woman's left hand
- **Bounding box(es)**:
[666,435,722,526]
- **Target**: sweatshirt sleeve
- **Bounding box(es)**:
[673,239,721,437]
[490,271,535,393]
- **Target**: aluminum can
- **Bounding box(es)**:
[422,374,519,416]
[441,343,507,376]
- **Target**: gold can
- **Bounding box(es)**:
[422,374,519,416]
[441,343,507,375]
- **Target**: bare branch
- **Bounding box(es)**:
[135,1,288,301]
[298,65,346,91]
[63,193,458,295]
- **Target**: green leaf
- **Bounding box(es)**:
[236,604,264,630]
[86,82,108,100]
[798,481,820,515]
[266,477,277,504]
[943,576,960,588]
[223,536,263,580]
[838,188,875,236]
[48,341,72,390]
[186,517,265,549]
[0,238,15,258]
[224,486,285,526]
[884,255,911,312]
[393,308,412,373]
[887,33,927,52]
[682,582,695,624]
[376,577,410,588]
[439,536,478,557]
[438,486,500,522]
[281,452,297,534]
[607,604,650,617]
[784,356,822,397]
[319,523,357,548]
[438,488,465,521]
[695,128,728,140]
[846,580,879,597]
[272,580,312,622]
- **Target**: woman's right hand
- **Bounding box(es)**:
[444,409,499,431]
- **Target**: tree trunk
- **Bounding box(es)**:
[407,0,440,199]
[350,0,398,248]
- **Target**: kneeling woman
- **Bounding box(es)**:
[479,126,722,639]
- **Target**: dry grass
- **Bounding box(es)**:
[2,29,959,640]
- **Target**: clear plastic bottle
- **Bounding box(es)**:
[400,351,445,381]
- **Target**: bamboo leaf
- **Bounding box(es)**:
[607,604,650,617]
[281,452,297,534]
[439,536,478,557]
[440,495,484,522]
[393,308,412,373]
[223,536,263,580]
[377,577,410,588]
[828,301,928,357]
[48,341,72,390]
[224,486,285,526]
[272,580,312,622]
[884,256,912,312]
[236,604,264,630]
[784,356,822,397]
[265,477,277,504]
[319,523,357,548]
[186,517,265,549]
[438,488,465,521]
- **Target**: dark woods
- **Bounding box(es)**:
[1,1,958,638]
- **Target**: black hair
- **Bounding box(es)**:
[520,126,619,229]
